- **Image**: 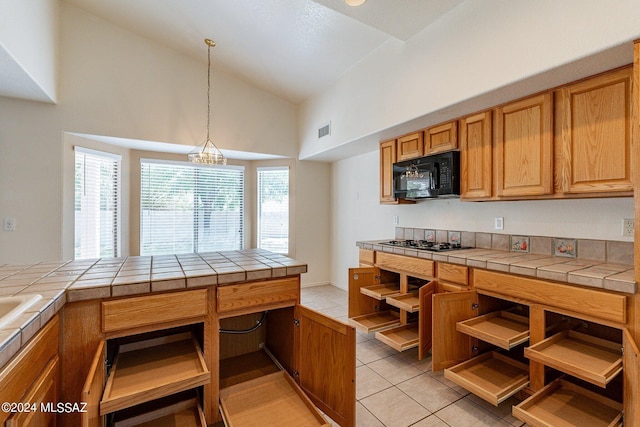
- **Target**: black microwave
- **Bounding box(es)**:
[393,151,460,200]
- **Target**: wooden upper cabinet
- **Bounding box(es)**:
[460,111,492,199]
[425,121,458,154]
[380,139,397,203]
[397,132,424,161]
[494,93,554,197]
[557,67,633,194]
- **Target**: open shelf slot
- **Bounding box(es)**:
[349,310,400,333]
[375,323,418,351]
[444,351,529,406]
[456,310,529,350]
[525,330,622,388]
[220,349,281,390]
[101,332,210,415]
[512,378,622,427]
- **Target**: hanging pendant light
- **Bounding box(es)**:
[188,38,227,165]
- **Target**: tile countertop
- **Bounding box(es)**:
[357,240,636,295]
[0,249,307,369]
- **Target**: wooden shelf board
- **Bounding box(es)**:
[220,371,329,427]
[100,333,210,415]
[513,379,623,427]
[525,330,622,388]
[386,292,420,313]
[375,324,419,352]
[219,350,281,389]
[112,395,207,427]
[360,283,401,300]
[445,351,529,406]
[349,311,400,333]
[456,311,529,350]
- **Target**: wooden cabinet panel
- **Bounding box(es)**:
[437,263,468,286]
[102,289,207,334]
[558,67,633,194]
[6,356,58,427]
[397,132,424,161]
[375,252,434,278]
[460,111,492,199]
[0,316,59,426]
[623,328,639,427]
[418,282,435,360]
[217,278,299,317]
[495,93,553,197]
[426,121,458,154]
[81,340,105,427]
[432,290,476,371]
[296,305,356,427]
[473,269,626,324]
[358,249,375,266]
[380,139,397,203]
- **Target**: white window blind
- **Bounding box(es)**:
[257,167,289,254]
[140,160,244,255]
[74,147,121,259]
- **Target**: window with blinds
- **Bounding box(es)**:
[74,147,121,259]
[257,166,289,254]
[140,160,244,255]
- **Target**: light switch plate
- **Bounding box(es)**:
[3,218,16,231]
[494,217,504,230]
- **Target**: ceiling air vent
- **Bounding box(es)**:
[318,122,331,139]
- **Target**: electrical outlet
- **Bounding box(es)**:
[3,218,16,231]
[494,217,504,230]
[622,218,634,237]
[393,216,399,226]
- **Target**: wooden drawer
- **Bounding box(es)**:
[440,282,469,292]
[100,332,210,415]
[456,311,529,350]
[444,351,529,406]
[473,269,626,324]
[111,392,207,427]
[217,277,299,317]
[375,252,434,278]
[102,289,208,334]
[359,249,375,265]
[513,378,622,426]
[437,263,468,285]
[220,371,329,426]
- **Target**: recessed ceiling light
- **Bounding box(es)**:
[345,0,366,6]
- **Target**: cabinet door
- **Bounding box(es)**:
[623,328,639,427]
[6,356,58,427]
[418,281,436,360]
[558,67,633,194]
[426,121,458,154]
[380,139,397,203]
[348,267,380,318]
[295,305,356,427]
[397,132,424,161]
[432,290,477,371]
[495,93,553,197]
[460,111,492,199]
[81,340,105,427]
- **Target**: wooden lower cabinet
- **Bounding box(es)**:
[348,262,435,360]
[433,281,640,427]
[218,304,356,427]
[0,316,59,427]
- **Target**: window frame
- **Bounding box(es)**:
[256,165,290,255]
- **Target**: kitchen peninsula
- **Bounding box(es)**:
[0,249,356,427]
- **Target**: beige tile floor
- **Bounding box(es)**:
[301,284,526,427]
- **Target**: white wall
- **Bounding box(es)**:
[330,151,635,290]
[0,0,59,102]
[299,0,640,161]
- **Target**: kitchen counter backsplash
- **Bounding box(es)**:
[357,227,635,295]
[393,227,633,265]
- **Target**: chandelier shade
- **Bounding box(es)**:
[188,38,226,165]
